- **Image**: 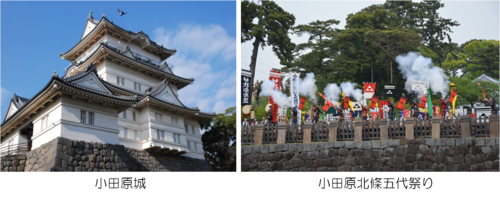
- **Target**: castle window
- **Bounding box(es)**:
[89,112,95,125]
[41,115,49,130]
[173,134,181,144]
[134,82,142,92]
[116,76,125,86]
[80,110,86,124]
[124,128,128,139]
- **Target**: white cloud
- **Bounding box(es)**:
[154,23,236,115]
[154,24,236,62]
[1,87,9,101]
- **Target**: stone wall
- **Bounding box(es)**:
[1,154,26,172]
[241,137,499,171]
[1,137,212,172]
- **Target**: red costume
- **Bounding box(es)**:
[440,99,447,117]
[362,106,368,120]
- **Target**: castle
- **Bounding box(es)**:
[1,12,215,160]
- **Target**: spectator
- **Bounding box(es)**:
[490,97,497,115]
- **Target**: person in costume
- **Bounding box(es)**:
[388,101,395,121]
[412,102,419,118]
[313,105,321,123]
[491,98,497,115]
[266,104,273,124]
[440,98,447,119]
[291,107,298,124]
[362,105,368,120]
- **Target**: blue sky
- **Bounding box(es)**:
[1,1,236,120]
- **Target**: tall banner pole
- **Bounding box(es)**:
[241,69,252,106]
[290,72,300,124]
[269,70,281,123]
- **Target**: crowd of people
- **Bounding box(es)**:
[242,96,498,126]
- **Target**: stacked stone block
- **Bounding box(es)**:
[1,154,26,172]
[1,137,212,172]
[241,137,500,172]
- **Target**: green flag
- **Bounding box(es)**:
[427,88,433,118]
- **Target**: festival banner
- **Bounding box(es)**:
[418,112,426,120]
[478,82,486,100]
[290,72,300,110]
[344,97,350,109]
[241,69,252,106]
[269,70,281,123]
[370,95,379,109]
[396,95,407,110]
[322,103,331,112]
[371,112,378,120]
[363,82,376,99]
[299,96,307,110]
[448,90,458,103]
[411,81,428,96]
[404,110,410,118]
[379,100,389,119]
[352,102,362,111]
[427,89,433,118]
[419,94,428,108]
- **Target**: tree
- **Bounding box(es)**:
[241,0,296,99]
[449,74,499,107]
[384,0,460,67]
[365,29,422,83]
[442,51,467,77]
[252,80,263,106]
[462,40,499,77]
[238,0,258,43]
[201,107,236,171]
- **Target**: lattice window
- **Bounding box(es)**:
[80,110,86,124]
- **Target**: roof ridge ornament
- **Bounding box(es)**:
[52,71,58,78]
[88,10,93,19]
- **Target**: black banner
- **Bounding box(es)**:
[384,83,396,97]
[241,69,252,106]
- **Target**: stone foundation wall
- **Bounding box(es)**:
[1,154,26,172]
[1,137,212,172]
[241,137,499,172]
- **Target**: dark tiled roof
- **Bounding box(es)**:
[62,63,139,101]
[62,16,176,58]
[2,94,30,122]
[11,94,29,109]
[62,43,194,88]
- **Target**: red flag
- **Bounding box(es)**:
[364,83,376,93]
[322,103,330,112]
[448,90,458,103]
[299,96,307,110]
[269,70,281,123]
[370,95,379,109]
[396,95,407,110]
[344,97,350,109]
[419,94,428,108]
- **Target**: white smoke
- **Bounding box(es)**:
[261,80,290,106]
[299,73,318,104]
[340,82,363,102]
[324,83,341,105]
[396,52,449,97]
